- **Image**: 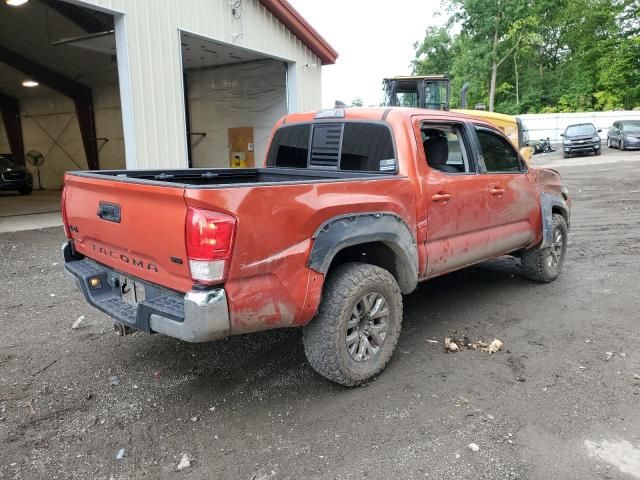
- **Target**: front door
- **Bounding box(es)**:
[417,121,493,277]
[474,125,539,255]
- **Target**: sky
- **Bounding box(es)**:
[288,0,444,107]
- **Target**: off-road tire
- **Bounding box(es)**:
[303,263,403,386]
[520,213,568,283]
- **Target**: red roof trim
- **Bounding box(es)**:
[258,0,338,65]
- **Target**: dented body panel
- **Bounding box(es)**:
[62,108,570,341]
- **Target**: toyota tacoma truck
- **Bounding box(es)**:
[62,108,570,386]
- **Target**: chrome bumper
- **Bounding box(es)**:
[150,289,229,342]
[62,242,230,343]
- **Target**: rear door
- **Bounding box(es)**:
[415,119,493,277]
[474,125,539,255]
[64,174,193,293]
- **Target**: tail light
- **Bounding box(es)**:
[61,186,71,239]
[185,207,236,284]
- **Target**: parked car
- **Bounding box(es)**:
[0,153,33,195]
[607,120,640,150]
[61,108,571,386]
[561,123,601,158]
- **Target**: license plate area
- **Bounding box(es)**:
[119,275,146,306]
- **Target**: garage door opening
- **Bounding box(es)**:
[181,32,289,169]
[0,0,123,207]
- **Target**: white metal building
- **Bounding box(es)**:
[0,0,337,189]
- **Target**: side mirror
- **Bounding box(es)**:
[597,129,602,132]
[560,134,564,137]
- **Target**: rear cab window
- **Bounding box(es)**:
[266,122,397,173]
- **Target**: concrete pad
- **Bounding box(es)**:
[0,212,63,233]
[0,189,63,232]
[0,189,62,217]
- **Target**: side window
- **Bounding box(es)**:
[422,124,473,174]
[475,127,523,173]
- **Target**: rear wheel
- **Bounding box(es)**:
[520,214,568,283]
[303,263,403,386]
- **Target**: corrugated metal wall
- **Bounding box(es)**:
[74,0,322,170]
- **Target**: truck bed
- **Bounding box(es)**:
[62,167,414,302]
[72,167,393,188]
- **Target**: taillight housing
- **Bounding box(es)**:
[61,186,71,239]
[185,207,236,284]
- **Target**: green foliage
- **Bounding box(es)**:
[350,97,364,107]
[412,0,640,113]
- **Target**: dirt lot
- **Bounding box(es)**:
[1,147,640,480]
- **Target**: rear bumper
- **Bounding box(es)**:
[62,241,230,342]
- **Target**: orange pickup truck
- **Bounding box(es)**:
[62,107,570,386]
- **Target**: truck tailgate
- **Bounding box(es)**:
[64,174,193,292]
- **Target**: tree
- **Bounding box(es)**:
[412,26,453,75]
[450,0,531,111]
[411,0,640,113]
[350,97,364,107]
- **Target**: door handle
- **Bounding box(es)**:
[431,192,452,203]
[489,187,505,196]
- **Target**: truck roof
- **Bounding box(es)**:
[281,107,495,126]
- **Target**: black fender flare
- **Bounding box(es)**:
[308,212,419,294]
[540,192,570,249]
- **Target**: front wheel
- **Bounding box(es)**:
[595,148,601,156]
[303,263,403,386]
[520,214,568,283]
[18,186,33,195]
[620,138,626,151]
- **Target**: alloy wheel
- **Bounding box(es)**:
[346,292,389,362]
[547,226,566,273]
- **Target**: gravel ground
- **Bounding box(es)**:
[1,148,640,480]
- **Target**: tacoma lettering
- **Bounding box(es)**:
[90,244,158,272]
